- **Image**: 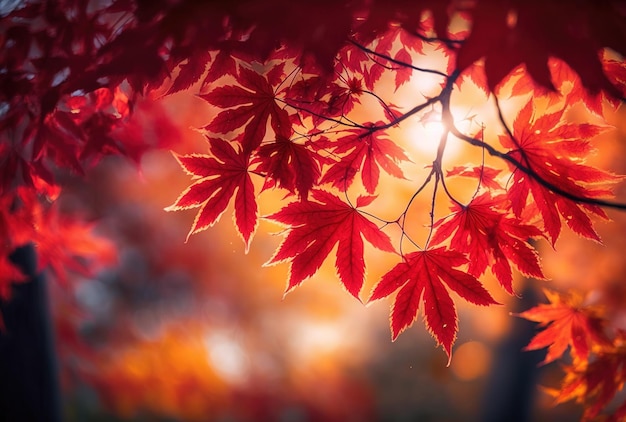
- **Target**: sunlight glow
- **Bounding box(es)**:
[204,331,249,384]
[410,73,445,99]
[403,118,463,161]
[422,119,446,154]
[290,320,344,361]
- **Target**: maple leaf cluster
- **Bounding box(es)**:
[517,289,626,421]
[0,1,184,308]
[1,1,626,419]
[164,3,625,363]
[0,187,115,327]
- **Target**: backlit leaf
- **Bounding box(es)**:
[370,247,498,358]
[265,190,395,299]
[166,137,258,251]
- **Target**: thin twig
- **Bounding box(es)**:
[348,39,448,78]
[450,128,626,211]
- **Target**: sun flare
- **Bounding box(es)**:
[403,118,462,161]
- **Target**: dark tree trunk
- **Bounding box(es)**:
[479,282,546,422]
[0,244,62,422]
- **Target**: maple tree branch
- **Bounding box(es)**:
[378,67,461,135]
[249,170,267,178]
[279,98,366,129]
[367,56,405,71]
[395,166,438,256]
[492,94,531,166]
[356,208,392,225]
[403,29,465,48]
[279,65,365,129]
[354,207,420,254]
[357,68,465,251]
[433,95,464,208]
[470,124,488,201]
[333,68,396,118]
[275,65,302,93]
[450,128,626,211]
[439,166,464,208]
[347,39,448,78]
[430,69,626,212]
[368,95,441,133]
[425,171,441,247]
[364,89,400,121]
[398,224,423,257]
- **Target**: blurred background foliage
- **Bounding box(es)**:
[45,85,626,422]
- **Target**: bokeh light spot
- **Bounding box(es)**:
[204,331,249,384]
[450,341,491,381]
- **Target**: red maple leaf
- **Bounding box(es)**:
[369,247,498,358]
[430,193,544,294]
[455,1,625,97]
[32,205,117,286]
[34,113,85,175]
[456,62,490,97]
[605,58,626,99]
[0,187,114,287]
[319,124,410,194]
[394,48,413,90]
[353,0,449,48]
[516,289,611,365]
[553,347,626,421]
[166,51,212,95]
[286,75,363,124]
[200,64,291,154]
[554,58,622,117]
[501,100,619,244]
[265,190,395,299]
[253,134,322,199]
[511,58,624,116]
[446,165,503,190]
[201,45,240,88]
[239,0,354,72]
[166,137,258,251]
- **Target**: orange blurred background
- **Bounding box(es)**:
[49,58,626,422]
